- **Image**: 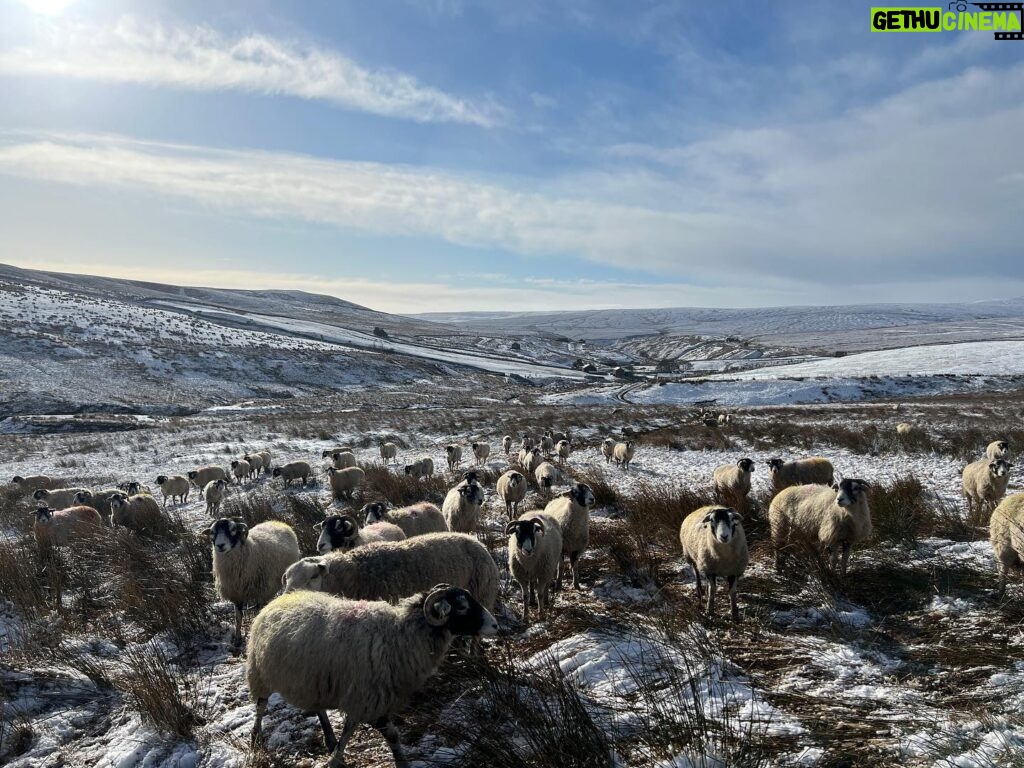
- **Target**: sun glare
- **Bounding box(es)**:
[16,0,77,16]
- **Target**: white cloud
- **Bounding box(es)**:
[0,17,501,126]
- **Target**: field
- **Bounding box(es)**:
[3,388,1024,768]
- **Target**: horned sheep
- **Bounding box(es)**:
[327,466,365,501]
[361,501,447,538]
[445,444,463,472]
[203,518,300,647]
[231,459,253,484]
[601,438,615,464]
[273,461,312,487]
[679,506,748,622]
[379,441,399,465]
[403,457,434,479]
[496,470,528,520]
[507,513,562,623]
[534,461,561,492]
[766,457,834,491]
[32,487,88,511]
[204,478,228,517]
[189,465,227,490]
[962,457,1013,521]
[544,482,596,590]
[314,513,406,553]
[247,585,497,766]
[442,478,485,533]
[73,488,120,525]
[471,441,490,466]
[331,451,357,469]
[109,491,164,535]
[712,459,755,505]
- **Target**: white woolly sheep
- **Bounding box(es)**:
[769,478,871,578]
[231,459,253,485]
[544,482,596,590]
[203,518,301,647]
[717,413,732,426]
[108,492,164,534]
[273,461,312,487]
[540,432,555,453]
[314,513,406,553]
[765,457,834,491]
[11,475,52,495]
[496,470,528,520]
[990,493,1024,594]
[361,501,447,538]
[331,451,357,470]
[502,435,513,455]
[247,585,497,766]
[322,446,354,459]
[962,457,1013,521]
[34,505,101,548]
[601,438,615,464]
[895,422,916,436]
[445,444,463,472]
[555,439,571,465]
[327,466,365,501]
[282,533,499,613]
[403,457,434,479]
[507,513,562,623]
[712,458,755,506]
[379,441,399,465]
[189,465,227,490]
[155,474,190,508]
[442,478,485,533]
[257,450,272,473]
[679,506,748,622]
[32,487,88,510]
[243,453,264,477]
[522,447,543,474]
[471,441,490,466]
[204,478,228,517]
[73,489,120,526]
[987,440,1011,460]
[534,461,561,493]
[612,440,636,470]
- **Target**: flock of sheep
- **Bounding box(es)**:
[10,429,1024,767]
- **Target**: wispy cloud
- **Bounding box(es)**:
[0,17,502,126]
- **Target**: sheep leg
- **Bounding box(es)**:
[706,575,717,617]
[539,584,550,619]
[317,710,337,751]
[727,575,740,623]
[250,697,268,747]
[327,715,358,767]
[555,559,564,591]
[529,583,538,608]
[375,717,407,767]
[232,603,244,648]
[691,564,703,600]
[995,562,1007,597]
[840,542,851,579]
[570,552,581,590]
[519,581,530,624]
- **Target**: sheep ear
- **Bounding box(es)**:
[702,511,715,527]
[237,523,249,542]
[728,510,742,524]
[830,481,840,490]
[201,526,214,538]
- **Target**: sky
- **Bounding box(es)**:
[0,0,1022,314]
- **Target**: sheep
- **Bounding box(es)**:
[717,413,732,426]
[445,444,463,472]
[231,459,253,485]
[601,437,616,464]
[471,441,490,466]
[544,482,596,591]
[72,489,120,525]
[273,461,312,487]
[522,447,543,474]
[11,475,52,495]
[520,434,535,451]
[534,461,561,493]
[155,474,190,508]
[204,478,228,517]
[549,430,570,444]
[768,478,871,578]
[403,457,434,479]
[555,439,571,465]
[442,478,485,533]
[247,585,498,766]
[679,506,748,622]
[987,440,1011,460]
[496,470,528,520]
[189,465,227,490]
[120,481,151,496]
[33,505,101,548]
[108,492,164,535]
[506,513,562,623]
[540,432,555,453]
[379,441,399,465]
[989,493,1024,594]
[324,466,363,501]
[962,457,1013,521]
[765,457,834,491]
[32,487,88,511]
[895,422,916,436]
[502,435,513,455]
[243,453,264,477]
[712,458,755,507]
[257,450,272,473]
[314,513,406,553]
[331,451,357,470]
[281,532,499,612]
[203,518,301,647]
[612,440,636,470]
[322,446,354,459]
[361,501,447,538]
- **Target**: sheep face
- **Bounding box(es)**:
[271,468,283,478]
[204,518,249,553]
[458,483,485,507]
[462,471,480,484]
[507,473,523,490]
[404,464,417,475]
[32,489,49,502]
[156,475,168,485]
[360,501,389,525]
[567,482,595,508]
[109,492,129,509]
[74,491,91,505]
[505,517,546,557]
[990,459,1013,479]
[446,445,458,457]
[833,479,869,507]
[738,458,755,473]
[423,585,498,636]
[122,481,142,495]
[35,507,54,523]
[230,460,240,469]
[12,475,23,484]
[315,514,358,553]
[702,507,741,545]
[766,458,784,474]
[282,557,328,592]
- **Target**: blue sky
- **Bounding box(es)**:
[0,0,1022,313]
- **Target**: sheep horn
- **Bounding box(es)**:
[423,585,454,626]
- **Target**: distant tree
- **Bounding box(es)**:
[510,341,522,351]
[373,327,389,339]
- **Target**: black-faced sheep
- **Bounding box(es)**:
[543,482,596,591]
[361,501,447,538]
[679,506,748,622]
[765,457,834,491]
[496,470,528,520]
[314,513,406,553]
[507,513,562,623]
